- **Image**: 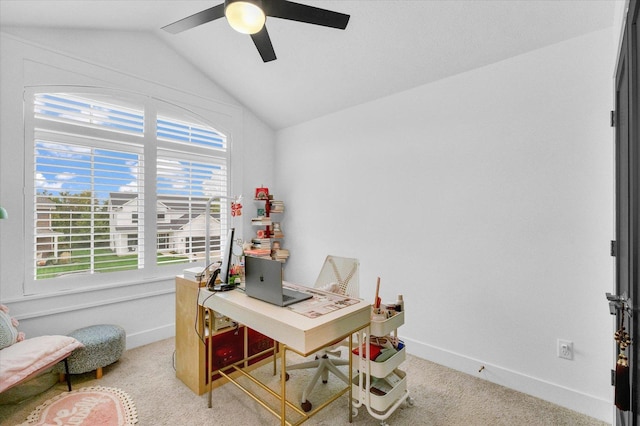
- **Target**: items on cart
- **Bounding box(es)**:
[352,338,404,362]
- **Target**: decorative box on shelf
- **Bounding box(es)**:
[255,186,269,200]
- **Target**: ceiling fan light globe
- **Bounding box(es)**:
[225,0,266,35]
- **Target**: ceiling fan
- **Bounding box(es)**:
[162,0,350,63]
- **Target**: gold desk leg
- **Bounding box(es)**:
[207,308,213,408]
[273,341,277,376]
[280,343,287,426]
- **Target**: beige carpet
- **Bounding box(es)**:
[0,337,610,425]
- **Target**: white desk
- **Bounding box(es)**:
[198,282,371,425]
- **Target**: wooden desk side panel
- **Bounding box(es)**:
[175,276,208,395]
[176,277,278,395]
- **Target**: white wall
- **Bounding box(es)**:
[276,29,615,422]
[0,28,276,348]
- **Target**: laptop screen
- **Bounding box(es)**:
[244,256,312,306]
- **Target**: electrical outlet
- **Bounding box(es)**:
[558,339,573,360]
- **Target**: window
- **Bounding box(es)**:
[25,88,230,292]
[158,234,170,250]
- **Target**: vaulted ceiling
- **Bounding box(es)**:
[0,1,618,130]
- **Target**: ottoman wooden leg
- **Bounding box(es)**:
[64,359,72,391]
[96,367,103,379]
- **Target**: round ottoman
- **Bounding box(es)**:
[61,324,126,379]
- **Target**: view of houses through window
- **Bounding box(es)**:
[29,91,229,282]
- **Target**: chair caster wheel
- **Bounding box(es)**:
[284,373,290,381]
[322,380,328,384]
[406,396,415,406]
[301,400,312,412]
[352,407,358,417]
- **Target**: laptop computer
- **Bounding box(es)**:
[244,256,313,307]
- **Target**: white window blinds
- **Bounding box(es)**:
[34,141,144,278]
[155,114,228,266]
[29,91,229,285]
[34,93,144,136]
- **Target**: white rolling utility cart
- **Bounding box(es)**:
[352,309,414,425]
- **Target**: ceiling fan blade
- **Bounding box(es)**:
[265,0,350,30]
[162,4,225,34]
[251,26,277,62]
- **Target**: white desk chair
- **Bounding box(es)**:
[287,255,359,412]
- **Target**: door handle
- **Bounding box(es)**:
[606,292,633,317]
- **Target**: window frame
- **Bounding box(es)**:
[23,86,233,294]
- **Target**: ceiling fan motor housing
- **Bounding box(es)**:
[224,0,266,35]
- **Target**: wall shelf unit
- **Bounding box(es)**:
[248,191,288,262]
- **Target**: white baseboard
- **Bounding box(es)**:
[125,324,175,350]
[403,337,613,424]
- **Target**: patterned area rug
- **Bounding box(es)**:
[20,386,138,425]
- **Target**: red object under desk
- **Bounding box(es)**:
[205,326,275,383]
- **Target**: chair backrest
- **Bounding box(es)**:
[313,255,359,298]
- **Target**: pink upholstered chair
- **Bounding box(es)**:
[0,335,83,393]
[0,305,83,394]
